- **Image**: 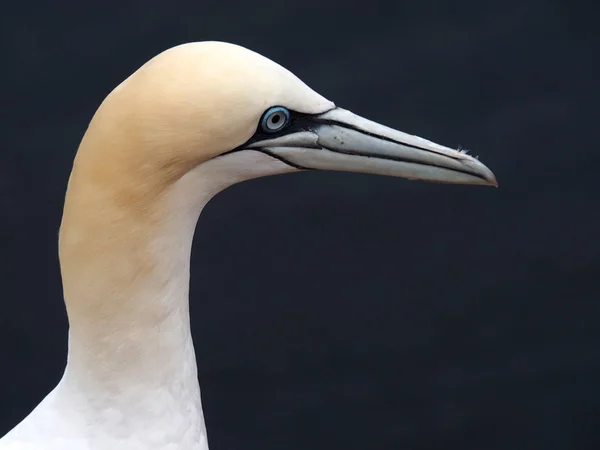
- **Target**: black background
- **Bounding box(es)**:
[1,1,599,448]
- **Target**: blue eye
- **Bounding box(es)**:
[261,106,290,133]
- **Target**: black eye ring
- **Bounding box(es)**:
[260,106,291,133]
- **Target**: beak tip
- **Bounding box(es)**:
[462,157,497,188]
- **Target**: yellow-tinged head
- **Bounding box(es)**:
[72,40,496,196]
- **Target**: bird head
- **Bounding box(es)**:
[76,41,496,193]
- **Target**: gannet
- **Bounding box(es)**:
[0,41,497,450]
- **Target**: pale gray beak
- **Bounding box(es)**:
[248,107,497,187]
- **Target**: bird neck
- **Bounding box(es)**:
[56,157,217,433]
[55,135,295,441]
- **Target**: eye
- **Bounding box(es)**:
[260,106,290,133]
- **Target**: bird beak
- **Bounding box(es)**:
[248,107,497,187]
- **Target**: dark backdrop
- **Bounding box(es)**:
[1,1,598,448]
